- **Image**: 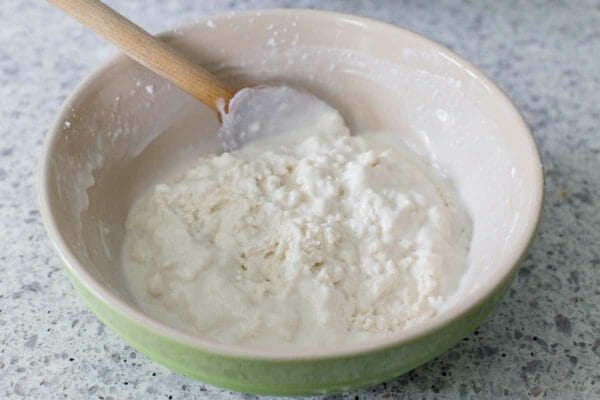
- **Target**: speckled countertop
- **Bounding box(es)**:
[1,0,599,399]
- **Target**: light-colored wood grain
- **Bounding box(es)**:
[48,0,235,112]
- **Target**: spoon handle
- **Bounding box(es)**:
[48,0,235,112]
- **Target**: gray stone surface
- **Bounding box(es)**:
[1,0,599,398]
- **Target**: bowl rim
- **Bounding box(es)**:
[38,8,544,360]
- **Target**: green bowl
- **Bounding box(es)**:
[39,9,544,396]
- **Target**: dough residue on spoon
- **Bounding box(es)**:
[122,108,471,349]
[218,85,339,151]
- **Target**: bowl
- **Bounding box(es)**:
[38,9,543,395]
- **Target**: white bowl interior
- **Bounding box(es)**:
[42,11,542,350]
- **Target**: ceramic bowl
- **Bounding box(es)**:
[39,9,543,395]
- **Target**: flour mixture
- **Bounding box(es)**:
[122,108,471,349]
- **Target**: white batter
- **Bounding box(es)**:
[122,109,471,349]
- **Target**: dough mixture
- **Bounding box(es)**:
[122,109,471,349]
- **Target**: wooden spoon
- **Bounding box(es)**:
[48,0,343,150]
[48,0,234,113]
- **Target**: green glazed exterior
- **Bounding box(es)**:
[66,266,517,395]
